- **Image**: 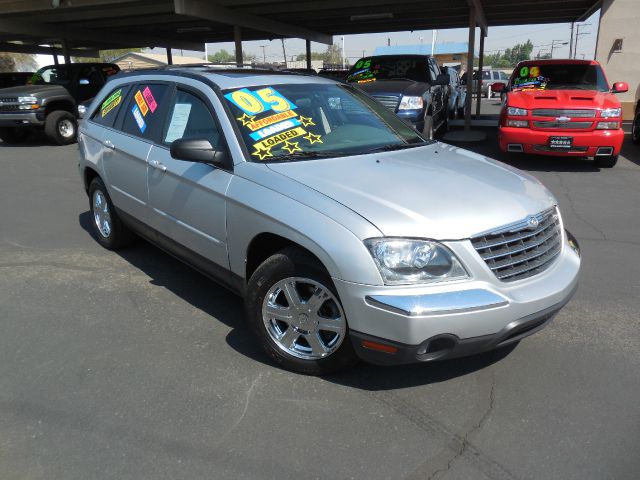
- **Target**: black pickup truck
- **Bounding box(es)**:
[0,63,119,145]
[345,54,449,139]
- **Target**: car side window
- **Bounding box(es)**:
[91,85,129,128]
[162,89,222,148]
[482,71,491,80]
[120,83,169,140]
[500,71,509,80]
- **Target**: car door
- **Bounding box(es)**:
[101,82,171,221]
[146,84,233,274]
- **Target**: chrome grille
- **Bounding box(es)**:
[0,97,17,103]
[0,105,19,111]
[532,109,595,118]
[533,121,592,129]
[471,207,562,282]
[371,94,400,111]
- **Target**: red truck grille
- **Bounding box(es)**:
[531,109,596,118]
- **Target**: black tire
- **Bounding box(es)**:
[88,177,135,250]
[422,114,434,140]
[595,155,618,168]
[245,247,358,375]
[44,110,77,145]
[0,127,30,144]
[632,110,640,145]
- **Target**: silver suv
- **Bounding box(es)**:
[78,68,581,375]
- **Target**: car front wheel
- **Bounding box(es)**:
[245,247,358,375]
[45,110,77,145]
[595,155,618,168]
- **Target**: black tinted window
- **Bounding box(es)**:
[163,89,221,147]
[91,86,127,127]
[121,84,169,140]
[346,56,429,83]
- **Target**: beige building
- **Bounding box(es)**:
[595,0,640,121]
[113,52,206,71]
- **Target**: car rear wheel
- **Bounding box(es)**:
[245,247,358,375]
[45,110,77,145]
[0,127,30,144]
[632,110,640,145]
[595,155,618,168]
[88,177,136,249]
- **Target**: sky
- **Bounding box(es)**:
[203,11,600,65]
[36,11,600,68]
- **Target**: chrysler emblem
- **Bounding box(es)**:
[527,216,539,229]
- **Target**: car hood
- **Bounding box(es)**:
[0,84,67,97]
[507,89,620,110]
[266,143,556,240]
[352,79,429,98]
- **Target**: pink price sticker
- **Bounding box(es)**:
[142,86,157,113]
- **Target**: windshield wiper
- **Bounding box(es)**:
[366,141,431,153]
[269,151,348,162]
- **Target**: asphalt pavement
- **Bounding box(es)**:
[1,121,639,479]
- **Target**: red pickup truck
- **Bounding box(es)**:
[494,59,628,168]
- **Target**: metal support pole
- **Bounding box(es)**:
[52,46,59,65]
[569,22,575,59]
[464,7,476,131]
[166,47,173,65]
[306,39,311,70]
[234,25,243,67]
[475,31,485,116]
[62,39,71,64]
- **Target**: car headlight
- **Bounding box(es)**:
[77,104,87,118]
[507,106,528,116]
[364,238,469,285]
[18,96,38,104]
[600,108,621,118]
[398,96,424,110]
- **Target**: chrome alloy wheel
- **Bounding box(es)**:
[58,119,75,138]
[262,277,346,360]
[92,190,112,238]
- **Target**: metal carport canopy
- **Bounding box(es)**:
[0,0,601,53]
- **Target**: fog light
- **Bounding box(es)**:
[506,119,528,128]
[596,121,619,130]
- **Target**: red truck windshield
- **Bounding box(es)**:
[511,64,609,92]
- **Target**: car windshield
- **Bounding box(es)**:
[30,66,72,86]
[345,56,429,83]
[510,63,609,92]
[223,82,428,162]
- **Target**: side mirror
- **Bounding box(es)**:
[492,82,506,92]
[170,138,229,168]
[434,73,450,86]
[79,78,90,85]
[611,82,628,93]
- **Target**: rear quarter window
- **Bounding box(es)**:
[91,85,129,128]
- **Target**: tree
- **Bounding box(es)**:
[0,52,38,72]
[295,51,325,62]
[208,49,256,63]
[72,48,143,63]
[296,44,343,65]
[482,40,535,69]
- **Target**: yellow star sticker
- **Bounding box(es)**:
[304,132,323,144]
[237,113,256,126]
[251,143,273,160]
[298,115,315,127]
[282,140,302,154]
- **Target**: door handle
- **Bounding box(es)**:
[103,139,115,150]
[149,159,167,172]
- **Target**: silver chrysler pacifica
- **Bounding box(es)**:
[78,67,580,375]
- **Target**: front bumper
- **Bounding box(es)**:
[499,126,624,157]
[0,111,45,127]
[334,231,581,365]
